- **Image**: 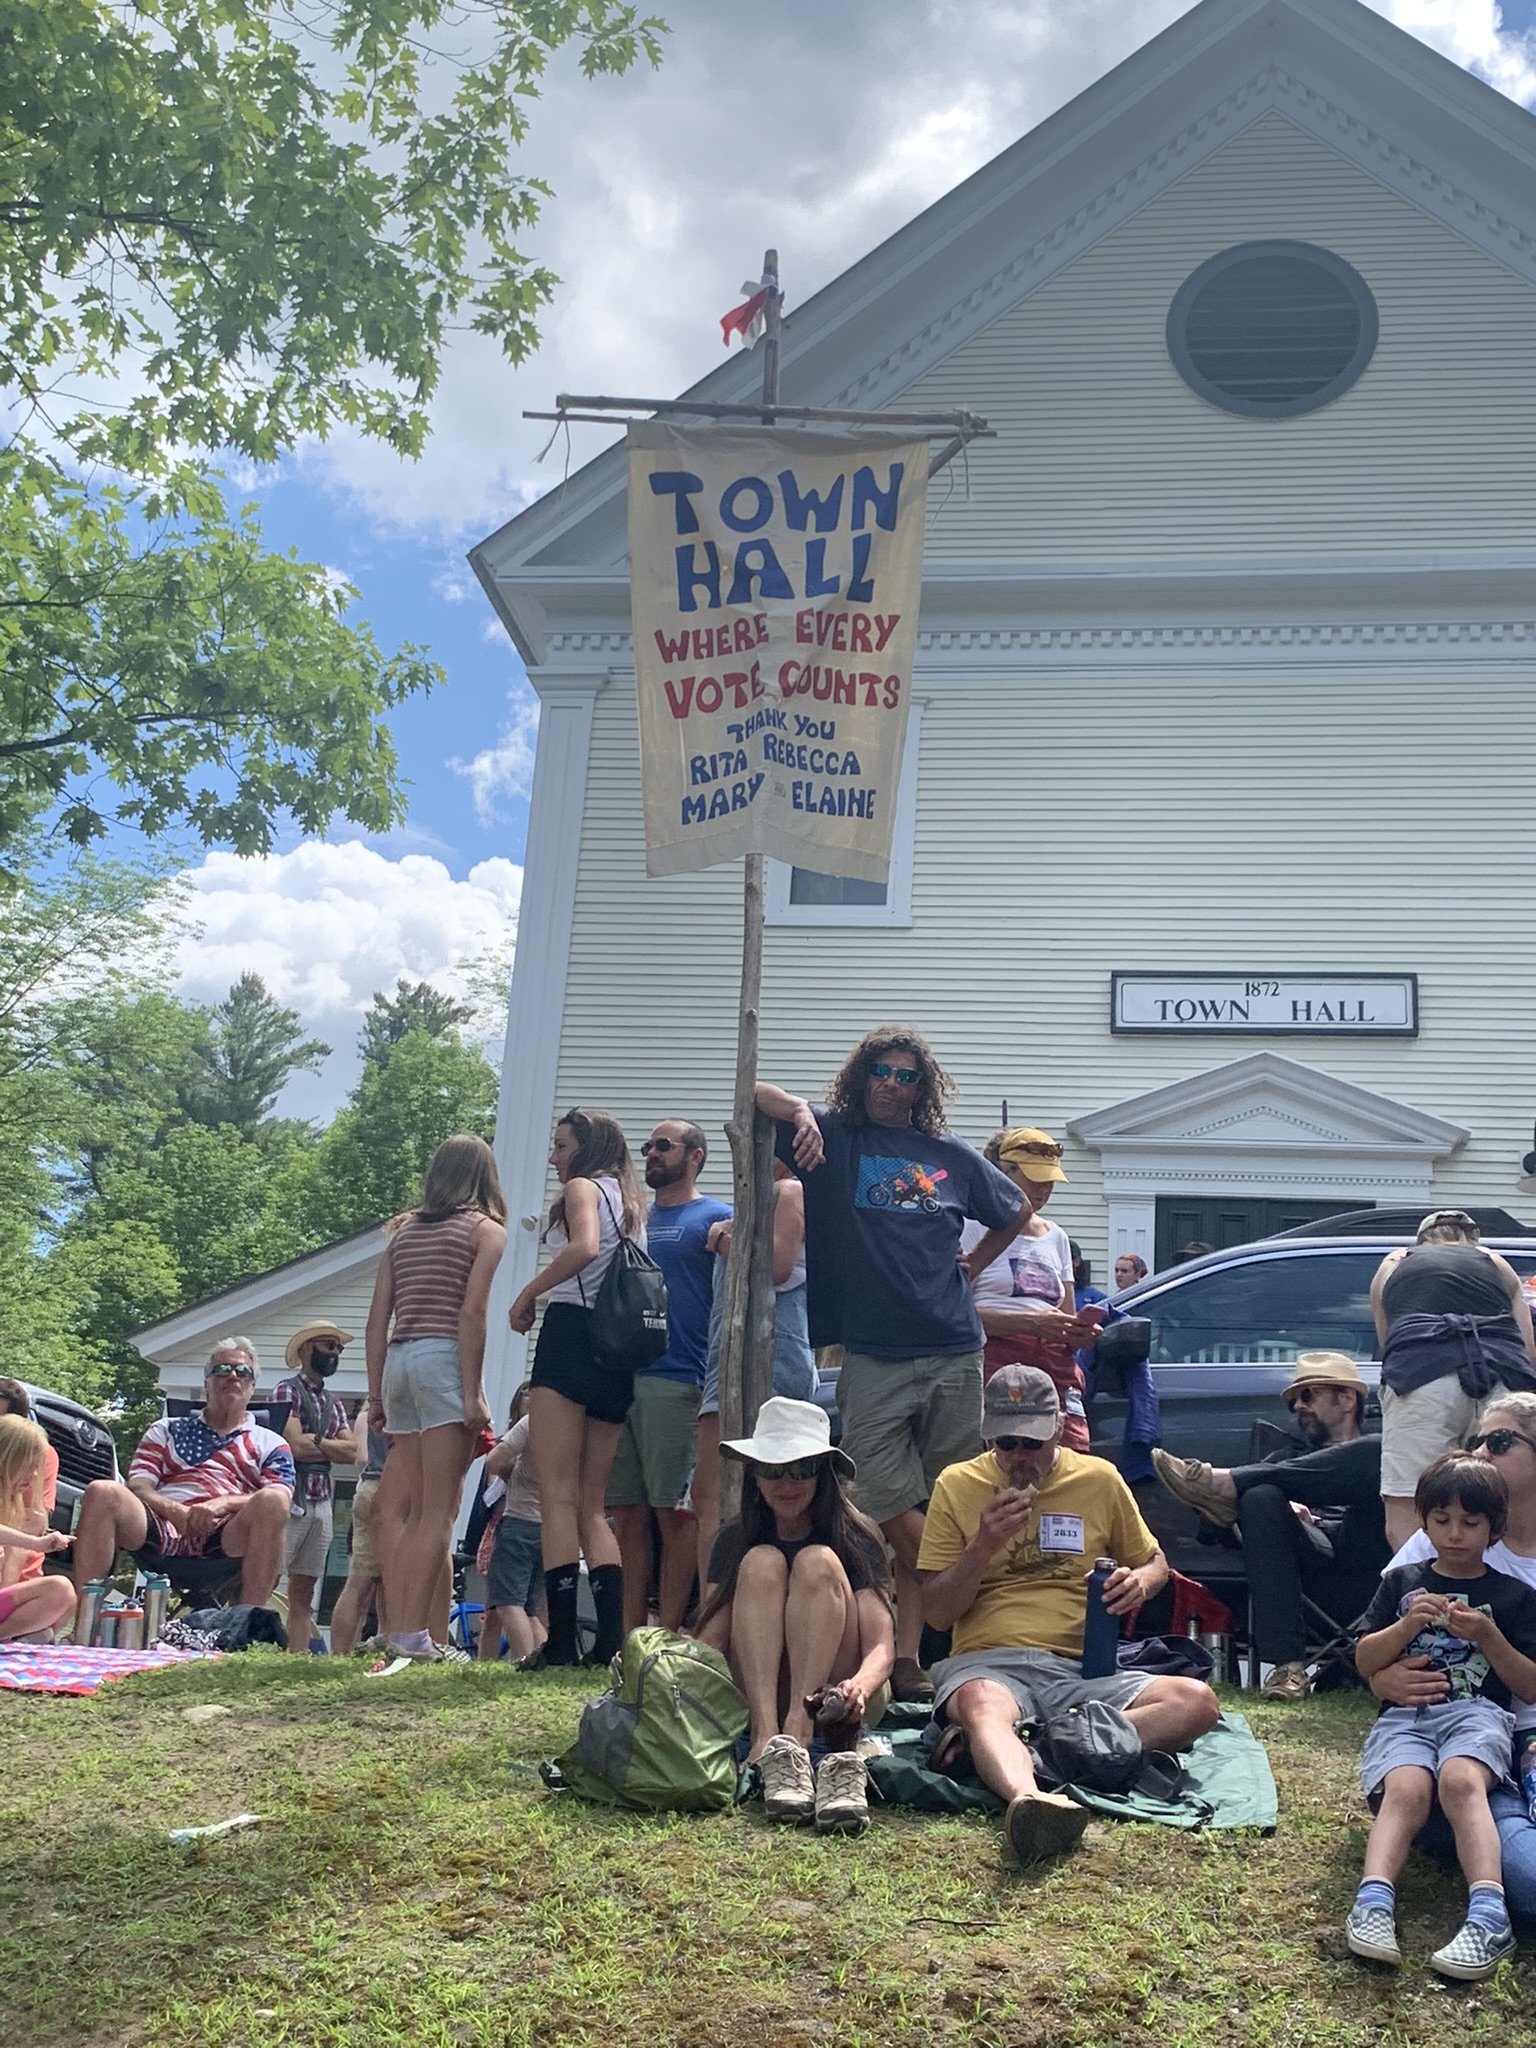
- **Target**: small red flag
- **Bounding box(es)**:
[720,286,770,347]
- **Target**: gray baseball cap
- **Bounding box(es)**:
[980,1364,1061,1443]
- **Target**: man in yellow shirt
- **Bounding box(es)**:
[918,1365,1219,1864]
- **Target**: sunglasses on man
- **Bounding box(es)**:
[1469,1427,1536,1457]
[208,1362,255,1383]
[990,1434,1050,1454]
[642,1137,688,1155]
[868,1061,920,1085]
[754,1457,824,1482]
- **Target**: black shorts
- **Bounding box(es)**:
[530,1302,637,1425]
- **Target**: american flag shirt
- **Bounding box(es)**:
[131,1414,295,1507]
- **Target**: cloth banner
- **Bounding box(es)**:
[627,423,928,880]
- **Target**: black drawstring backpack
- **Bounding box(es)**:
[579,1188,669,1375]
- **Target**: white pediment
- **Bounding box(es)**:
[1069,1053,1468,1156]
[471,0,1536,658]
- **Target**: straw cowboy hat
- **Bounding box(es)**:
[284,1321,354,1373]
[1283,1351,1367,1407]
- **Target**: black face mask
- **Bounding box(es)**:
[309,1351,341,1379]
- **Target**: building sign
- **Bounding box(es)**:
[627,422,927,880]
[1111,973,1418,1036]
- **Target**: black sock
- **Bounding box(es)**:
[590,1563,625,1665]
[544,1563,581,1665]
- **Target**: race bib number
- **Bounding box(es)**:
[1038,1513,1085,1554]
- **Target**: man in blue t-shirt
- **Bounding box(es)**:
[607,1116,731,1634]
[758,1027,1027,1700]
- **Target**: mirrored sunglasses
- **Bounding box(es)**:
[868,1061,920,1085]
[208,1363,256,1382]
[754,1457,824,1482]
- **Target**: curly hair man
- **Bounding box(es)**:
[756,1026,1027,1701]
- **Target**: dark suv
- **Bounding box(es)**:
[1093,1234,1536,1585]
[18,1380,120,1531]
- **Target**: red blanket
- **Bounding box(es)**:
[0,1642,216,1695]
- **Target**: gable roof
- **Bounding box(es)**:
[471,0,1536,661]
[130,1224,388,1360]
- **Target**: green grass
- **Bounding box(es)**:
[2,1661,1531,2046]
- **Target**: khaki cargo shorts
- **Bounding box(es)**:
[836,1348,983,1525]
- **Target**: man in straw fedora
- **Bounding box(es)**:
[273,1321,360,1654]
[1154,1351,1388,1700]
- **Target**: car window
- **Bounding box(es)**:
[1140,1251,1382,1365]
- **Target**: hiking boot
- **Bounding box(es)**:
[757,1735,815,1822]
[1003,1789,1090,1865]
[1260,1661,1309,1702]
[814,1751,870,1835]
[1152,1449,1238,1529]
[890,1656,934,1704]
[1345,1904,1401,1966]
[1429,1919,1515,1981]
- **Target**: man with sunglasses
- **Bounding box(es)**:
[70,1338,296,1616]
[608,1119,731,1636]
[918,1365,1219,1863]
[273,1321,359,1654]
[757,1027,1027,1702]
[1155,1352,1390,1699]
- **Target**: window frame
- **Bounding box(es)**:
[1166,239,1379,420]
[765,702,923,929]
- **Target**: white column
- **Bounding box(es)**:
[481,674,607,1427]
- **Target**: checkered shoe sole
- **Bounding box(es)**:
[1345,1907,1401,1966]
[1429,1920,1515,1981]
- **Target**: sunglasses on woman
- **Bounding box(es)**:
[755,1457,824,1481]
[1009,1142,1063,1160]
[1469,1428,1536,1457]
[868,1061,920,1085]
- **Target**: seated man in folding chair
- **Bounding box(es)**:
[71,1337,295,1619]
[1153,1351,1388,1700]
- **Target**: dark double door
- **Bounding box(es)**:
[1153,1197,1355,1272]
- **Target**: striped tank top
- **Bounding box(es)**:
[387,1208,487,1340]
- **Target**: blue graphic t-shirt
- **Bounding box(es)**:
[646,1194,733,1385]
[780,1110,1024,1358]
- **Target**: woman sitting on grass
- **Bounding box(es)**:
[694,1398,894,1836]
[0,1415,77,1643]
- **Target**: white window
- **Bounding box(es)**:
[765,704,923,928]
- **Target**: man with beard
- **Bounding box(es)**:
[1153,1351,1388,1700]
[608,1118,730,1634]
[273,1321,360,1654]
[758,1027,1027,1701]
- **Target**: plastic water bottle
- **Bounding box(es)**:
[1081,1556,1120,1679]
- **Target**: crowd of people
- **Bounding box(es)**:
[9,1024,1536,1973]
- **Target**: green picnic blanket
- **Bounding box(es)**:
[865,1704,1277,1833]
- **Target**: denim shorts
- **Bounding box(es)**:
[1361,1699,1516,1802]
[699,1278,817,1417]
[488,1514,545,1611]
[382,1336,467,1433]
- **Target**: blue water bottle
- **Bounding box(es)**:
[1081,1556,1120,1679]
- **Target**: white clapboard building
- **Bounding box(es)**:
[468,0,1536,1410]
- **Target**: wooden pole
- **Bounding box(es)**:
[717,251,783,1523]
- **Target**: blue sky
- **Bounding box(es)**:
[150,0,1536,1113]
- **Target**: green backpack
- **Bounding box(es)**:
[551,1627,748,1812]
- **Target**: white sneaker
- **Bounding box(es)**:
[814,1750,870,1834]
[757,1735,815,1822]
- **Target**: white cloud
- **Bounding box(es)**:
[292,1,1536,545]
[452,690,542,823]
[172,840,522,1115]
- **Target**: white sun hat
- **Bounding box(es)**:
[719,1396,854,1478]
